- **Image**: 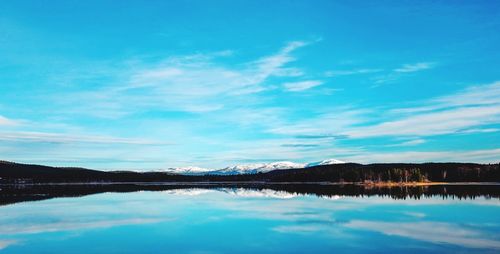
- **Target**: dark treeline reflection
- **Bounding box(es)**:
[1,183,499,206]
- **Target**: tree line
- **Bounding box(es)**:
[1,161,499,183]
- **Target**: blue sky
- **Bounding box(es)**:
[0,1,499,170]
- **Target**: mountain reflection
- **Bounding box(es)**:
[1,183,499,206]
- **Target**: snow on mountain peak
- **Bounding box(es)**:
[160,166,213,175]
[214,161,306,175]
[306,159,346,167]
[160,158,346,175]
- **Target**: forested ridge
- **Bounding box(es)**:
[1,160,499,184]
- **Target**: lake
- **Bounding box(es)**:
[0,184,499,253]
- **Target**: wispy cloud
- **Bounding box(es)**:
[294,134,349,140]
[267,108,368,136]
[281,144,320,148]
[347,105,500,138]
[55,41,321,118]
[386,139,426,147]
[325,68,382,77]
[273,225,325,233]
[457,128,499,134]
[114,41,316,113]
[277,81,500,140]
[372,62,436,87]
[0,131,169,145]
[394,62,435,73]
[283,80,323,92]
[349,81,500,138]
[340,148,500,164]
[393,81,500,114]
[0,115,19,126]
[434,80,500,107]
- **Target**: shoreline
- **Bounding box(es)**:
[2,181,500,187]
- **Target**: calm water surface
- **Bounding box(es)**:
[0,187,499,253]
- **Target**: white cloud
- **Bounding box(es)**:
[283,80,323,92]
[0,131,168,145]
[272,81,500,141]
[371,62,435,87]
[394,62,434,73]
[325,68,382,77]
[387,139,426,147]
[393,81,500,114]
[267,108,368,136]
[273,225,324,233]
[347,105,500,138]
[69,41,318,116]
[0,115,19,126]
[435,80,500,107]
[457,128,499,134]
[340,148,500,164]
[281,41,307,53]
[273,67,304,77]
[349,81,500,138]
[213,107,287,128]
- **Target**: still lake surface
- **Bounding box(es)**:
[0,185,499,253]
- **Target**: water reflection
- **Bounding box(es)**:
[1,183,499,206]
[0,184,499,253]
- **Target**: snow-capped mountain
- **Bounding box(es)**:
[306,159,346,167]
[160,166,213,175]
[162,159,346,175]
[211,161,306,175]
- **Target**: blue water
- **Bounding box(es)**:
[1,188,499,253]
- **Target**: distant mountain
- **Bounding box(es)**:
[164,159,346,175]
[306,159,345,167]
[159,166,213,175]
[211,161,306,175]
